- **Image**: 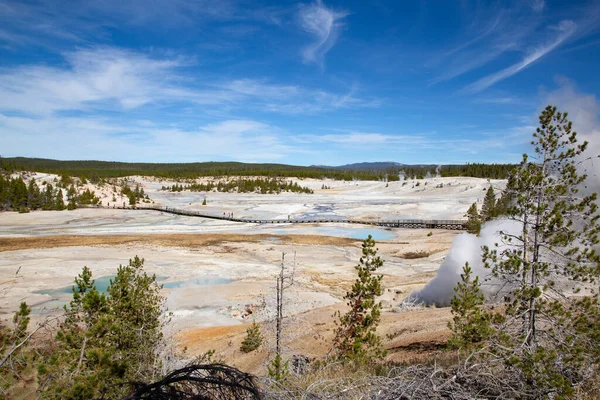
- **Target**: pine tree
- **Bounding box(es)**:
[9,178,27,210]
[332,235,386,362]
[465,202,481,235]
[40,267,111,399]
[39,258,166,399]
[240,321,262,353]
[27,179,41,210]
[482,105,600,396]
[0,302,32,394]
[481,186,496,221]
[267,353,289,381]
[494,187,512,217]
[448,263,491,350]
[66,184,76,200]
[128,192,136,206]
[105,256,165,388]
[11,302,31,342]
[67,194,78,210]
[0,175,8,210]
[42,183,54,210]
[54,189,65,210]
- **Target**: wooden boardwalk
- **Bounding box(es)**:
[115,205,467,230]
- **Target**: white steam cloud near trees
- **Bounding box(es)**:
[412,80,600,306]
[410,219,519,306]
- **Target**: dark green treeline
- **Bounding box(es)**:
[3,157,515,181]
[162,178,314,194]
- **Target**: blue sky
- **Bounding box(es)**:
[1,0,599,165]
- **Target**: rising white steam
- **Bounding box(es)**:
[543,78,600,196]
[411,80,600,307]
[410,219,520,306]
[398,171,406,183]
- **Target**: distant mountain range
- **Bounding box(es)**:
[310,162,405,170]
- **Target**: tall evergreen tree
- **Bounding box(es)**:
[448,263,491,350]
[465,202,481,235]
[332,235,386,362]
[481,186,497,221]
[9,178,27,210]
[482,106,600,396]
[55,189,65,210]
[0,176,8,209]
[105,256,165,387]
[27,179,41,210]
[39,258,166,399]
[42,183,54,210]
[67,195,78,210]
[494,187,513,217]
[40,267,111,399]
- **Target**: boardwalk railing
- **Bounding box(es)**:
[100,205,466,230]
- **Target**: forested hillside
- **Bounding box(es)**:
[2,157,515,180]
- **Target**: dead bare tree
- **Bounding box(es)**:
[269,252,296,380]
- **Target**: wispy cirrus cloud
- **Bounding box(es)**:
[0,47,375,116]
[430,1,599,93]
[0,47,196,114]
[474,95,535,106]
[428,3,540,86]
[0,0,285,50]
[297,129,512,153]
[462,20,577,93]
[298,0,348,68]
[0,46,379,163]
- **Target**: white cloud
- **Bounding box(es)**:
[0,114,294,163]
[431,2,599,91]
[320,132,397,144]
[541,78,600,194]
[0,47,374,117]
[0,45,382,163]
[531,0,546,13]
[462,20,577,93]
[297,130,513,154]
[476,96,521,104]
[0,47,197,115]
[298,0,348,67]
[0,0,283,49]
[428,3,539,86]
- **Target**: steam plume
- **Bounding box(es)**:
[410,219,520,306]
[412,80,600,307]
[543,78,600,195]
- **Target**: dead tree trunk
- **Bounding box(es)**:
[272,252,295,379]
